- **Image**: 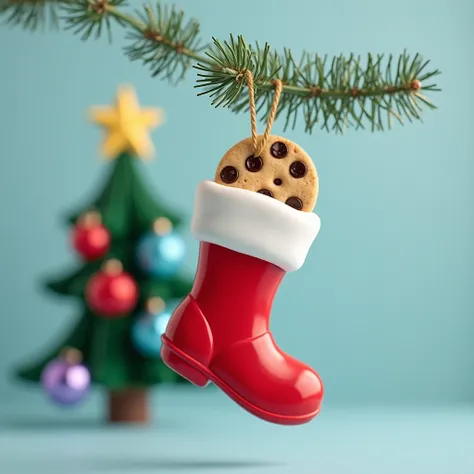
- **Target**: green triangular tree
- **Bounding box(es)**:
[15,86,193,423]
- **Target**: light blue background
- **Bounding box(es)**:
[0,0,473,407]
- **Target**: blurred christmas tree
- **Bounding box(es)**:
[15,85,193,424]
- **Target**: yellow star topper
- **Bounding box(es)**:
[90,85,164,160]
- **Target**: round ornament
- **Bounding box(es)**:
[41,348,90,407]
[136,218,185,278]
[71,211,110,261]
[85,260,138,317]
[132,297,180,357]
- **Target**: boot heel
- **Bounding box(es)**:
[161,344,209,387]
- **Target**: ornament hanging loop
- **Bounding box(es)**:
[60,347,83,365]
[245,70,283,157]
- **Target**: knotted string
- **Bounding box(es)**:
[245,70,283,157]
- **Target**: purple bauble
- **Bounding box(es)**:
[41,359,90,406]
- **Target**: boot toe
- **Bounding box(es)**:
[210,333,323,418]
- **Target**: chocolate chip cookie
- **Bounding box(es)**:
[215,135,319,212]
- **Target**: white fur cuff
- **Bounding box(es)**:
[191,181,320,272]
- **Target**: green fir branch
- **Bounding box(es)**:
[0,0,65,30]
[0,0,442,133]
[124,2,207,83]
[61,0,127,42]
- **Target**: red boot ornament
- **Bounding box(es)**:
[162,136,323,425]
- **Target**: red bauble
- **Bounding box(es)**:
[71,212,110,261]
[85,260,138,318]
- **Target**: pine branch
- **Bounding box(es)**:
[0,0,64,30]
[61,0,127,42]
[198,38,441,132]
[124,2,206,82]
[0,0,442,133]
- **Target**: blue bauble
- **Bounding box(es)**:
[132,299,182,358]
[136,231,185,278]
[132,310,172,358]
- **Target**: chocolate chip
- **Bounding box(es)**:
[285,197,303,210]
[270,141,288,159]
[220,166,239,183]
[273,178,282,186]
[289,161,307,178]
[245,155,263,172]
[257,189,273,197]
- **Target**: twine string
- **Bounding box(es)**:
[245,70,283,156]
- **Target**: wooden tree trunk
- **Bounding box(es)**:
[107,388,149,424]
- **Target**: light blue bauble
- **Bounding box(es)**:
[132,310,172,358]
[136,231,186,278]
[131,299,182,358]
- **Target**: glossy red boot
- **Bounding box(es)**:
[161,181,323,425]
